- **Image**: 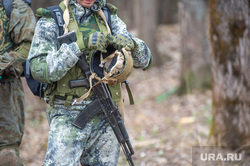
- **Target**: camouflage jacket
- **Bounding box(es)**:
[0,0,35,149]
[0,0,36,78]
[28,0,152,84]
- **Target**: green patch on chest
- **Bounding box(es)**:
[78,17,100,36]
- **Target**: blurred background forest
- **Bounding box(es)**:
[20,0,250,165]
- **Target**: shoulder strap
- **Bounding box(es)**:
[47,5,64,36]
[102,7,112,32]
[97,10,111,34]
[2,0,13,18]
[46,5,111,36]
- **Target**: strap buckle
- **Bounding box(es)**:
[54,9,64,27]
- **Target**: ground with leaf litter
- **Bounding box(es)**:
[20,24,212,166]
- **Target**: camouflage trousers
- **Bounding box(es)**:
[0,77,25,166]
[44,105,120,166]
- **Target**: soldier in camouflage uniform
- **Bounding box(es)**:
[0,0,36,165]
[28,0,152,165]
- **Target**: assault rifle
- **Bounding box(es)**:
[72,52,135,166]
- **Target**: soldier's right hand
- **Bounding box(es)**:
[80,32,111,53]
[0,55,13,75]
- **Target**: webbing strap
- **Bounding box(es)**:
[72,73,99,105]
[97,10,111,34]
[47,6,64,36]
[62,0,70,34]
[65,95,73,107]
[99,50,116,67]
[125,81,134,105]
[67,5,85,51]
[102,7,112,31]
[2,0,13,18]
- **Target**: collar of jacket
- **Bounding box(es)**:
[69,0,106,23]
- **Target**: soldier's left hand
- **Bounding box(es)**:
[112,34,134,51]
[83,32,111,53]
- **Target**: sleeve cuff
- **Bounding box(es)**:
[69,42,82,57]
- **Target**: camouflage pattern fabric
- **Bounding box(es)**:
[27,0,151,164]
[28,0,152,73]
[0,55,13,76]
[1,0,36,77]
[0,77,25,166]
[44,107,120,166]
[28,16,81,83]
[110,15,152,69]
[0,1,13,55]
[0,0,36,165]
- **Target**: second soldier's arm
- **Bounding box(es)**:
[0,1,36,76]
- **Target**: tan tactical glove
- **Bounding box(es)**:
[112,34,134,51]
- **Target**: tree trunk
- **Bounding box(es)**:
[108,0,134,29]
[158,0,179,24]
[110,0,161,66]
[136,0,160,66]
[178,0,211,94]
[209,0,250,148]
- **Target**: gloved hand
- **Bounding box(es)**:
[81,32,112,53]
[0,55,13,75]
[112,34,134,51]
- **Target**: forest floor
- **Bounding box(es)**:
[20,24,212,166]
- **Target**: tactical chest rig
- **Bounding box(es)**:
[41,2,133,109]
